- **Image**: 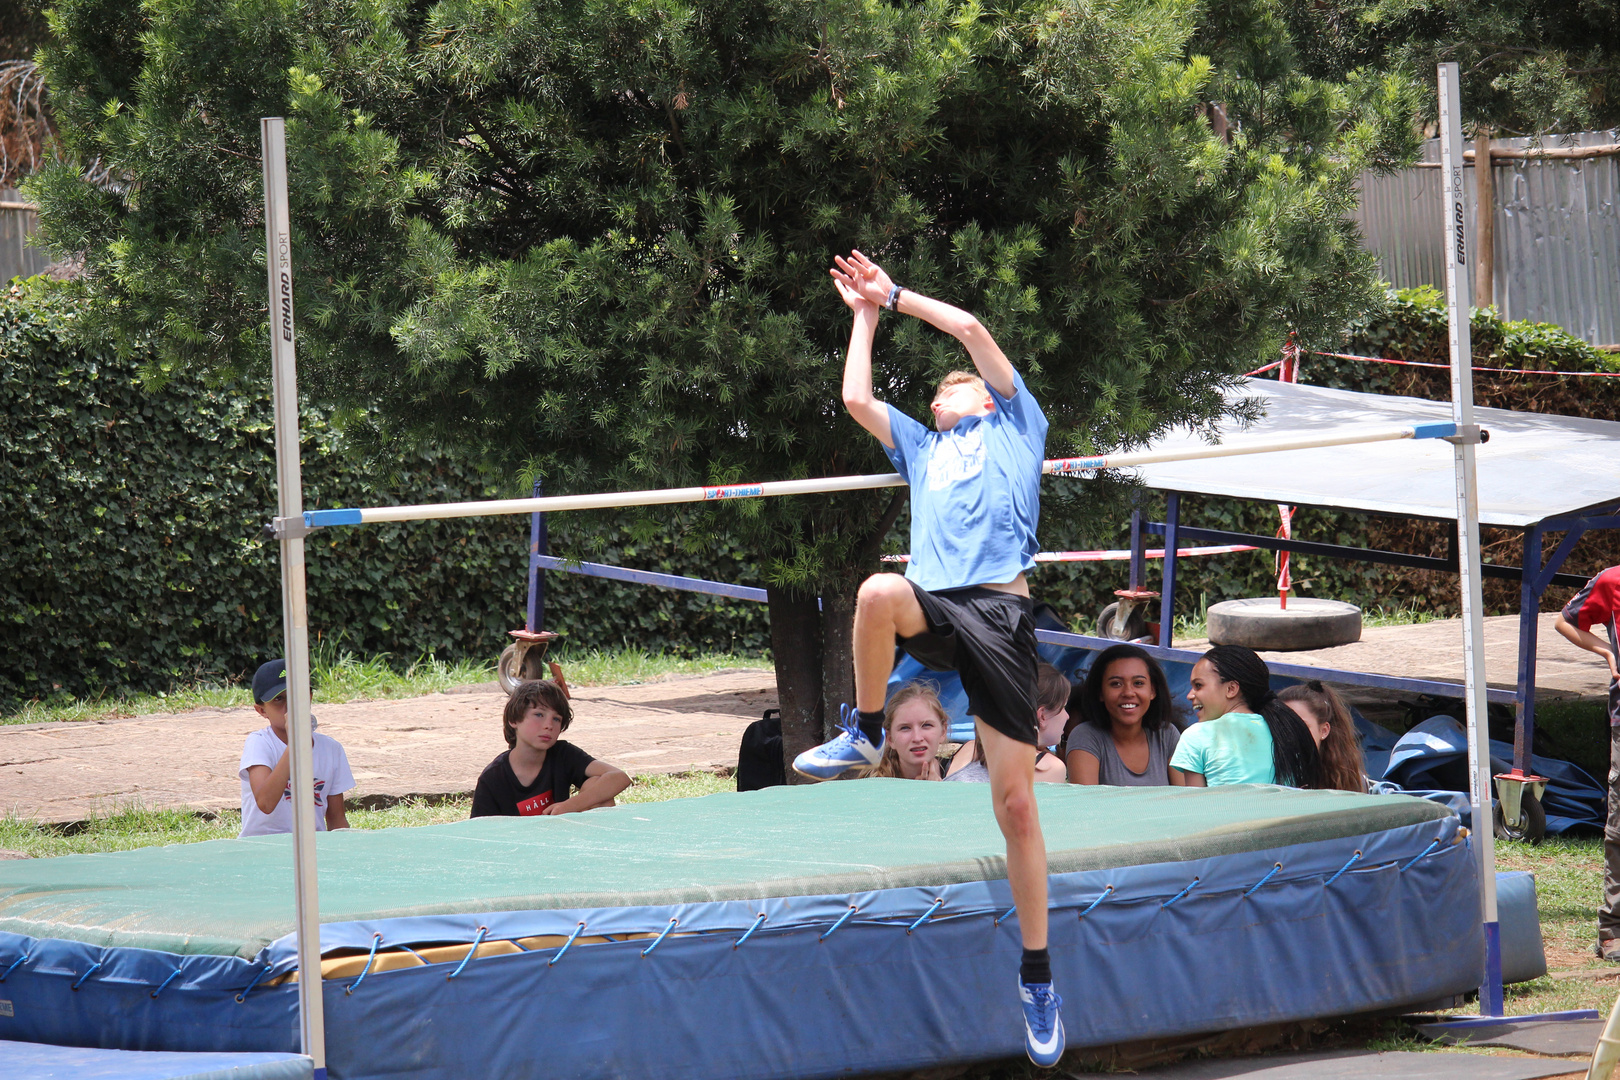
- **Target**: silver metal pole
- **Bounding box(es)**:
[1438,62,1502,1016]
[261,116,327,1075]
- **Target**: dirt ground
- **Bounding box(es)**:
[3,612,1609,826]
[0,669,777,825]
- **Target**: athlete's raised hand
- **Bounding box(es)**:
[831,250,895,308]
[830,272,877,316]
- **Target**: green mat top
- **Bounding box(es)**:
[0,781,1450,958]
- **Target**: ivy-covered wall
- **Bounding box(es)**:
[0,284,769,705]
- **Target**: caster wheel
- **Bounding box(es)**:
[1097,602,1148,641]
[1494,787,1547,845]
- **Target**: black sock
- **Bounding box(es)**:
[857,709,885,745]
[1020,947,1051,986]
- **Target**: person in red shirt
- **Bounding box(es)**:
[1555,566,1620,960]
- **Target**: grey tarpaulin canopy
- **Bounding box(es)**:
[1132,378,1620,527]
[1120,376,1620,778]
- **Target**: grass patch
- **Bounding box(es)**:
[545,647,769,687]
[0,771,737,859]
[1361,603,1443,629]
[1495,833,1619,1016]
[2,647,771,727]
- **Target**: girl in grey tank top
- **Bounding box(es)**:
[1064,644,1180,786]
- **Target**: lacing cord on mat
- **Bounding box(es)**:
[70,961,102,991]
[1077,885,1115,920]
[906,898,945,935]
[0,951,27,981]
[235,963,271,1004]
[1244,863,1284,898]
[1399,839,1442,872]
[345,933,383,996]
[640,918,678,958]
[150,968,183,999]
[1324,850,1363,887]
[1160,877,1200,908]
[549,922,586,967]
[446,927,488,980]
[819,905,858,942]
[239,835,1456,994]
[733,913,767,949]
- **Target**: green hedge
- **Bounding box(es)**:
[1,283,768,705]
[7,278,1616,706]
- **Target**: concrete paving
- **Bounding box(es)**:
[0,669,777,825]
[1182,612,1611,717]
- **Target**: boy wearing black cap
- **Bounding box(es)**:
[239,658,355,838]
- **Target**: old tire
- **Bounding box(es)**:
[1206,597,1362,652]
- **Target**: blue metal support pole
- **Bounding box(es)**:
[1513,524,1543,774]
[525,480,546,634]
[1159,493,1181,648]
[1129,508,1145,592]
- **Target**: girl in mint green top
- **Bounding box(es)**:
[1170,710,1275,785]
[1170,645,1321,789]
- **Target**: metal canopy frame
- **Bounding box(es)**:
[1140,498,1620,774]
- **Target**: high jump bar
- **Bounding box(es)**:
[293,422,1464,532]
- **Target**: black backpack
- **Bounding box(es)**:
[736,708,786,791]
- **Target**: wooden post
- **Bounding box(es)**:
[1474,131,1495,310]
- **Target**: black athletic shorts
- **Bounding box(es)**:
[898,580,1039,746]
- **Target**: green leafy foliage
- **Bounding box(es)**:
[0,282,768,706]
[1275,0,1620,135]
[28,0,1422,603]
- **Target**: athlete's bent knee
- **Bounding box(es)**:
[997,786,1039,837]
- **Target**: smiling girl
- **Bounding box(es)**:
[1065,644,1179,786]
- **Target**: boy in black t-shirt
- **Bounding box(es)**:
[471,679,630,817]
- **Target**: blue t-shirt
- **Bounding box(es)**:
[1168,712,1276,786]
[882,371,1048,592]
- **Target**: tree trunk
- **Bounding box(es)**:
[768,587,824,784]
[820,588,857,741]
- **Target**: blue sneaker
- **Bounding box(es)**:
[791,704,883,780]
[1019,980,1065,1067]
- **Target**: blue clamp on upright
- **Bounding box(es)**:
[305,508,363,529]
[1410,421,1458,440]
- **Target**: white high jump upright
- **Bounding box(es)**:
[1437,63,1501,1016]
[261,116,328,1078]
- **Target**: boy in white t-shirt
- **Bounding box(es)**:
[238,658,355,838]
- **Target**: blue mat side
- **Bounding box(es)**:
[0,1040,310,1080]
[0,818,1480,1080]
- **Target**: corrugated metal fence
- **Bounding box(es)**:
[0,187,52,284]
[1356,130,1620,346]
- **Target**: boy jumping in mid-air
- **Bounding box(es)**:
[794,250,1063,1065]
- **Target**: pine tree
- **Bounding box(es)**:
[31,0,1418,769]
